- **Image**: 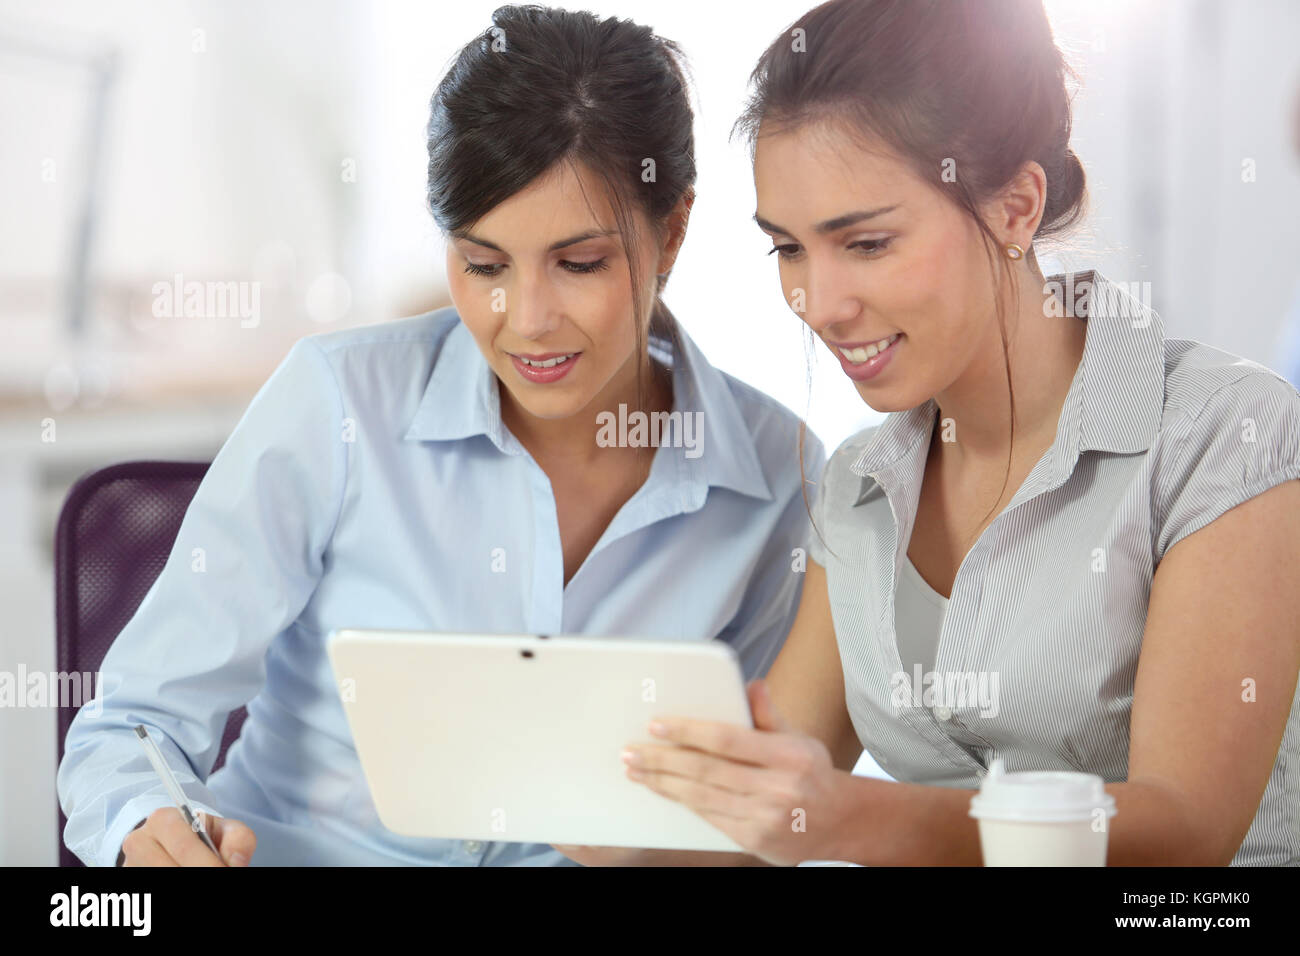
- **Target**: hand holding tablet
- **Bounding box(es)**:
[327,629,755,851]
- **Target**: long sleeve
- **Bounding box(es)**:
[718,427,827,681]
[57,336,348,866]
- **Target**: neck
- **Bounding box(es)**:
[500,351,673,470]
[931,264,1086,465]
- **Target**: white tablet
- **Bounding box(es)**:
[326,629,754,852]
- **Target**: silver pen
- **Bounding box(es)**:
[132,724,222,859]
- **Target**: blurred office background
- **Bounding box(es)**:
[1,0,1297,864]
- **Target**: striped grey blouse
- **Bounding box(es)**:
[808,270,1300,866]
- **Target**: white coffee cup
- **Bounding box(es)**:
[968,758,1117,866]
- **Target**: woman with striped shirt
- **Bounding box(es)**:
[601,0,1300,866]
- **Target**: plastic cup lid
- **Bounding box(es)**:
[968,758,1117,823]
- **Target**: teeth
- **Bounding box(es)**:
[839,334,898,364]
[519,353,575,368]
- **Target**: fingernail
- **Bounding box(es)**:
[230,852,249,867]
[621,748,641,767]
[648,721,667,736]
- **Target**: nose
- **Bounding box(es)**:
[792,256,860,336]
[506,265,562,342]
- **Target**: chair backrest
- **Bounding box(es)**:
[54,460,247,867]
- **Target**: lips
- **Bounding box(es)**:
[509,350,581,383]
[830,333,901,364]
[513,352,577,369]
[831,333,902,382]
[512,350,576,362]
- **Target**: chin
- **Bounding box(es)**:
[852,383,931,416]
[505,388,587,421]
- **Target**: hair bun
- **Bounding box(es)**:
[1047,148,1088,235]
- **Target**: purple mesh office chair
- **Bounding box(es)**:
[54,460,247,867]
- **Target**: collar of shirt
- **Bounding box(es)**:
[846,270,1166,514]
[401,310,773,503]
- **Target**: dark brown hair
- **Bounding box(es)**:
[426,4,697,410]
[734,0,1088,557]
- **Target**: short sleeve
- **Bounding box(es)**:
[1155,370,1300,560]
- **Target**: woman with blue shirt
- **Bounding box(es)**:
[614,0,1300,867]
[56,6,824,866]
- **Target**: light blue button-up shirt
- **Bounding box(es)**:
[57,307,825,866]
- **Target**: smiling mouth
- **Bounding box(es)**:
[510,352,579,368]
[833,334,900,365]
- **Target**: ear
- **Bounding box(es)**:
[655,189,696,277]
[983,161,1047,251]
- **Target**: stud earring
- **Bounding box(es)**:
[1005,242,1025,260]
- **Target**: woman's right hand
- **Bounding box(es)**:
[120,807,256,866]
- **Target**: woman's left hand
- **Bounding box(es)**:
[622,678,853,866]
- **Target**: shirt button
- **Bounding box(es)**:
[933,705,953,722]
[463,840,483,854]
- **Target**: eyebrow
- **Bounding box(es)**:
[452,229,618,254]
[754,205,900,237]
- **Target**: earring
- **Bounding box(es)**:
[1005,242,1025,260]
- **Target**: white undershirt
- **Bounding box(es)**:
[860,493,950,673]
[896,554,949,675]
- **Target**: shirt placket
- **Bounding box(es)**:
[871,464,987,776]
[927,448,1081,768]
[524,458,565,635]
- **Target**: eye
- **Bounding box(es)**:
[464,262,504,278]
[767,238,893,262]
[850,238,892,256]
[767,243,802,261]
[560,258,609,274]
